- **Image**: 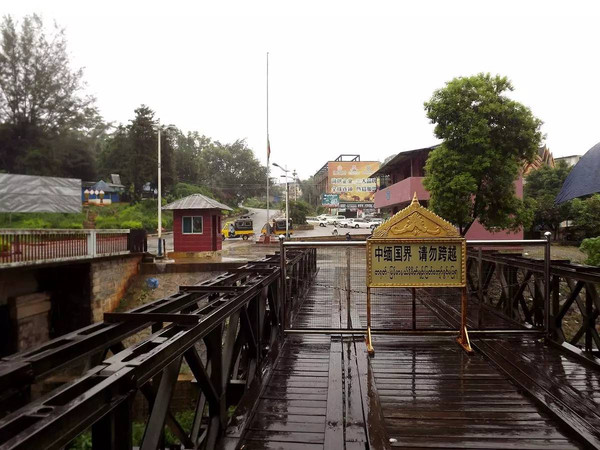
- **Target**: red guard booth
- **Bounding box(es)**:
[162,194,232,257]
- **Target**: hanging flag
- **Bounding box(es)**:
[267,138,271,159]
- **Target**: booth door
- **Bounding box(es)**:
[212,215,217,249]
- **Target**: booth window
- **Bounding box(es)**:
[182,216,203,234]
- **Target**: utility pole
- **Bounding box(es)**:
[157,121,162,257]
[266,52,270,238]
[292,169,298,201]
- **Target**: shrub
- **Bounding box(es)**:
[580,236,600,266]
[120,220,143,229]
[282,200,312,225]
[0,238,11,253]
[244,197,268,209]
[169,182,214,201]
[20,218,52,228]
[95,216,119,229]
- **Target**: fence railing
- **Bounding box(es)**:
[0,229,132,267]
[0,250,313,450]
[467,245,600,354]
[282,239,600,355]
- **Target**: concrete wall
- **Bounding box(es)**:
[90,254,142,322]
[0,254,141,355]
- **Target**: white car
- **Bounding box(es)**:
[326,215,345,225]
[306,216,328,227]
[349,218,372,229]
[366,219,382,229]
[367,218,383,228]
[338,218,354,228]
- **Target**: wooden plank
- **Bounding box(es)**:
[371,335,582,449]
[389,436,575,449]
[324,338,343,450]
[474,339,600,448]
[354,338,390,450]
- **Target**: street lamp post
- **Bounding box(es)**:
[157,123,163,257]
[272,163,291,238]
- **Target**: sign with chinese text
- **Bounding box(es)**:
[366,194,466,288]
[367,239,465,287]
[328,161,380,202]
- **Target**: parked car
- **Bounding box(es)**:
[326,215,346,225]
[366,219,382,229]
[367,218,383,229]
[306,216,328,227]
[338,218,354,228]
[350,218,371,229]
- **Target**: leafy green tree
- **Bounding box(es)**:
[283,200,312,225]
[169,182,215,201]
[571,194,600,239]
[423,73,543,235]
[158,125,176,193]
[0,14,102,177]
[199,139,267,202]
[173,130,211,184]
[98,125,131,180]
[299,176,320,208]
[580,237,600,266]
[524,161,573,238]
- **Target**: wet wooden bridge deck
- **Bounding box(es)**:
[223,255,600,449]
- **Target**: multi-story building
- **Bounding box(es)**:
[370,145,524,240]
[314,154,380,217]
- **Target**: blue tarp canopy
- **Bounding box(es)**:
[555,142,600,204]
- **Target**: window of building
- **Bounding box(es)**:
[182,216,203,234]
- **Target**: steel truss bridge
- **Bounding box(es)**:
[0,240,599,449]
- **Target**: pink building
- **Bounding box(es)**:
[371,146,523,240]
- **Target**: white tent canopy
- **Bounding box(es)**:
[0,173,82,213]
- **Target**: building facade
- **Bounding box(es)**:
[554,154,582,167]
[371,145,524,240]
[313,155,380,217]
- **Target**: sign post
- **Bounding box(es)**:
[366,193,471,355]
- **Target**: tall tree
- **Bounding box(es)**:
[524,161,573,238]
[127,105,157,199]
[0,14,100,175]
[199,139,267,202]
[299,176,320,207]
[423,73,542,235]
[173,130,211,185]
[97,125,130,180]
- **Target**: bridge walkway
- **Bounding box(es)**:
[224,252,600,449]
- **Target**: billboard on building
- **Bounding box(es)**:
[328,161,380,202]
[0,173,82,213]
[322,194,340,207]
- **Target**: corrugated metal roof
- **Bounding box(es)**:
[162,194,233,211]
[555,141,600,204]
[369,145,439,178]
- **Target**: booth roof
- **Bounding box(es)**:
[162,193,233,211]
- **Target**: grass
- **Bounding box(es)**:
[0,201,173,233]
[525,244,587,264]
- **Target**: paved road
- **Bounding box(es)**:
[147,207,370,254]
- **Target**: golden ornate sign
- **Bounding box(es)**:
[365,193,471,355]
[367,194,466,287]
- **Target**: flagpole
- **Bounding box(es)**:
[266,52,270,237]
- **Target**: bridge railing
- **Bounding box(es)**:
[467,243,600,354]
[282,239,600,356]
[0,250,313,449]
[0,229,131,267]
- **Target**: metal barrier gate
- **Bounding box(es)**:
[281,239,559,339]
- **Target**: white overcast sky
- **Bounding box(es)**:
[5,0,600,178]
